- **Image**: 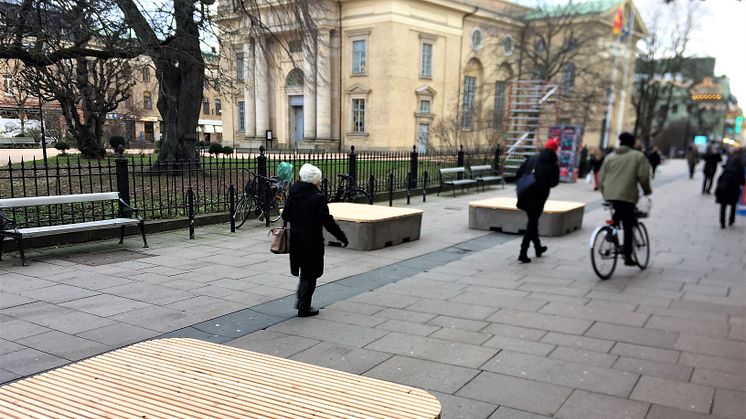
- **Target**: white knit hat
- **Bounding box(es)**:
[299,163,322,185]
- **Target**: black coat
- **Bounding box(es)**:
[715,157,745,205]
[702,151,722,176]
[516,149,560,214]
[281,181,347,278]
[647,150,661,168]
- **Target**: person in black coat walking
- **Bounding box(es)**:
[515,139,560,263]
[702,144,723,194]
[715,148,745,228]
[647,146,662,179]
[281,164,348,317]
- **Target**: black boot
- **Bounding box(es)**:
[298,307,320,317]
[535,245,548,257]
[518,250,531,263]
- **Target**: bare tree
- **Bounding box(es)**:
[1,59,32,135]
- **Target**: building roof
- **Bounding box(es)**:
[524,0,618,20]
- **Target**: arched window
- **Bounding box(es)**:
[285,68,304,88]
[562,63,576,92]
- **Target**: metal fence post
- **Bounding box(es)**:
[348,145,357,186]
[187,186,195,239]
[409,145,418,189]
[457,144,465,179]
[368,174,375,202]
[257,145,270,227]
[115,154,131,217]
[494,144,501,173]
[387,172,394,207]
[422,171,428,202]
[228,184,236,233]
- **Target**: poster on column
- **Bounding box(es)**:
[548,125,584,183]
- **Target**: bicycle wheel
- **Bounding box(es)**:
[590,226,618,280]
[234,195,254,229]
[268,189,287,223]
[632,222,650,270]
[347,188,373,204]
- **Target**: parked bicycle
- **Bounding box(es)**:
[589,201,650,280]
[234,171,288,228]
[328,173,373,204]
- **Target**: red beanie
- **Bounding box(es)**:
[545,138,559,152]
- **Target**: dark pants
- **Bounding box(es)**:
[296,274,318,313]
[720,204,736,227]
[520,211,542,253]
[651,164,659,179]
[688,164,695,179]
[703,173,715,193]
[611,200,636,260]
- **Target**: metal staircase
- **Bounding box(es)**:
[501,80,560,177]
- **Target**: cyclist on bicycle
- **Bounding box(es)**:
[599,132,652,266]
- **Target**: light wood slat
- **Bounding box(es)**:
[328,203,423,223]
[0,338,441,419]
[0,193,120,208]
[469,197,585,213]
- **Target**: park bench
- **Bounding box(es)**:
[0,137,37,148]
[470,164,506,191]
[0,338,443,418]
[0,192,147,266]
[438,167,478,197]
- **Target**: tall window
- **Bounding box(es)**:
[352,98,366,133]
[352,40,366,75]
[461,76,476,129]
[420,42,433,78]
[202,98,210,115]
[493,81,506,129]
[238,100,245,131]
[215,98,222,115]
[562,63,576,92]
[419,99,431,114]
[142,67,150,82]
[3,73,13,96]
[236,52,245,81]
[143,92,152,110]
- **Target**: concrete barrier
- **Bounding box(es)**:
[469,197,584,236]
[325,203,423,250]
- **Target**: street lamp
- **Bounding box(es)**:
[265,129,273,149]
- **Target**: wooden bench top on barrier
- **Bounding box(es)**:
[0,338,442,419]
[329,202,423,223]
[469,197,585,213]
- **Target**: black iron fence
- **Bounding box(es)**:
[0,146,501,228]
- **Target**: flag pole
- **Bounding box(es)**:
[602,47,619,150]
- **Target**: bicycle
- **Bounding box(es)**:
[329,173,373,204]
[589,201,650,280]
[234,171,288,228]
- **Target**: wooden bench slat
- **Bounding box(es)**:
[12,219,141,237]
[0,193,121,208]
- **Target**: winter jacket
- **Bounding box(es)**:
[515,149,560,214]
[599,146,652,204]
[715,156,745,205]
[647,150,661,168]
[281,181,347,278]
[702,150,722,176]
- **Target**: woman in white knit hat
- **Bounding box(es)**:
[281,164,348,317]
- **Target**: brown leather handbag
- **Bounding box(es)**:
[269,222,289,254]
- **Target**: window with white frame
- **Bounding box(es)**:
[202,98,210,115]
[562,63,576,92]
[352,39,367,75]
[419,98,431,114]
[420,42,433,78]
[142,67,150,82]
[3,73,13,96]
[238,100,245,131]
[461,76,476,129]
[351,98,366,133]
[236,52,245,81]
[143,92,152,110]
[215,98,222,115]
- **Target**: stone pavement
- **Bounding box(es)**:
[1,160,744,418]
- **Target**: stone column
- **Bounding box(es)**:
[303,36,317,140]
[254,40,270,137]
[315,30,332,140]
[243,41,256,138]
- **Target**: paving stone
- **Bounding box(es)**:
[540,332,615,353]
[540,302,649,326]
[488,407,551,419]
[450,292,547,312]
[109,305,201,333]
[585,299,639,312]
[347,291,421,309]
[674,335,746,360]
[0,348,68,376]
[0,319,50,341]
[645,405,727,419]
[645,316,729,339]
[313,310,387,328]
[613,356,693,381]
[60,294,152,317]
[375,319,440,336]
[406,299,498,321]
[669,300,745,317]
[461,286,529,299]
[682,293,745,308]
[379,280,465,300]
[16,330,111,361]
[77,323,160,347]
[683,284,729,297]
[100,282,195,305]
[0,293,35,310]
[456,371,572,416]
[488,309,593,335]
[555,390,650,419]
[364,355,478,394]
[586,322,679,349]
[482,335,555,356]
[517,283,591,297]
[269,318,389,348]
[482,323,547,341]
[429,391,498,419]
[191,309,284,338]
[630,375,714,414]
[226,330,319,358]
[427,315,489,332]
[0,275,56,293]
[375,307,438,324]
[635,305,728,324]
[56,274,134,291]
[690,368,746,392]
[678,353,746,374]
[19,284,100,305]
[289,341,392,375]
[712,388,745,419]
[524,292,589,305]
[548,346,618,368]
[364,332,497,368]
[480,351,638,397]
[0,369,20,385]
[429,328,492,345]
[0,339,25,356]
[610,342,680,364]
[325,300,385,316]
[586,290,671,307]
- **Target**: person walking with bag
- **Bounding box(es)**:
[715,147,745,228]
[515,138,560,263]
[702,144,722,194]
[281,164,348,317]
